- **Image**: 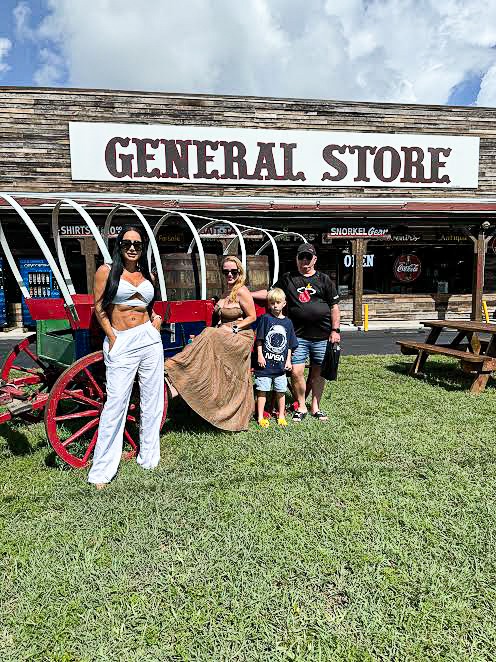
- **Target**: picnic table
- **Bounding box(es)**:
[397,320,496,393]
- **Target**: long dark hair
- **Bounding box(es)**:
[102,225,155,312]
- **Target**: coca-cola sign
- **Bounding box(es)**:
[393,254,421,282]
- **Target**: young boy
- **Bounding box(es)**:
[255,288,298,427]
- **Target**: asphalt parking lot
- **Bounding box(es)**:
[0,328,458,366]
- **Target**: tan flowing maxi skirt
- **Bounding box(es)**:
[164,327,255,432]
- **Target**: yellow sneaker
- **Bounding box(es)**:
[277,417,288,427]
[259,418,270,428]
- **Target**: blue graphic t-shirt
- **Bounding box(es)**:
[255,313,298,377]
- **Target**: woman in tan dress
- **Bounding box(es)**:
[165,256,257,431]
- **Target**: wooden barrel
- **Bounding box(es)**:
[246,255,271,290]
[8,302,23,327]
[161,253,223,301]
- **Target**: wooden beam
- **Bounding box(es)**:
[461,226,489,322]
[352,238,367,325]
[472,230,486,321]
[78,237,99,295]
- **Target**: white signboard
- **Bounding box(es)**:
[69,122,480,188]
[324,227,389,239]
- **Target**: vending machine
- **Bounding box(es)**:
[19,259,61,327]
[0,258,6,327]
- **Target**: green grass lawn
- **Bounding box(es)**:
[1,355,496,661]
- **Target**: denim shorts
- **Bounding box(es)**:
[292,337,328,366]
[254,374,288,393]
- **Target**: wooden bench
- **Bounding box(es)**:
[397,340,496,393]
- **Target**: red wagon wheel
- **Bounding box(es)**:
[44,351,168,469]
[0,334,59,416]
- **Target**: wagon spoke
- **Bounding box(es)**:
[7,375,42,387]
[11,365,43,376]
[62,389,102,409]
[54,409,100,422]
[124,427,138,451]
[22,346,47,369]
[82,429,99,464]
[83,367,104,399]
[61,417,99,447]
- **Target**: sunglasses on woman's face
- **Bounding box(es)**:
[222,268,239,277]
[120,240,143,251]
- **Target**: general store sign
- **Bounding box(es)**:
[69,122,480,188]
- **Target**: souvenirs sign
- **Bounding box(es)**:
[69,122,479,188]
[393,254,422,282]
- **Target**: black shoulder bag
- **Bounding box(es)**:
[320,341,340,381]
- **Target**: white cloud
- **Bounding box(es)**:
[33,48,65,86]
[14,0,496,105]
[14,1,35,41]
[0,37,12,76]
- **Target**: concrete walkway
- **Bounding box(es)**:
[342,320,425,333]
[0,327,32,339]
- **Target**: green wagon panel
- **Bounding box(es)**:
[36,319,75,368]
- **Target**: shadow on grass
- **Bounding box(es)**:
[0,423,34,455]
[164,398,226,434]
[388,360,496,393]
[0,420,52,456]
[43,449,70,470]
[39,399,224,472]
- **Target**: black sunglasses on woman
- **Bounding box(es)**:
[120,240,143,251]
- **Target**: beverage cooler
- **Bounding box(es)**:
[19,258,61,327]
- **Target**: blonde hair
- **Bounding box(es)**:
[268,288,286,305]
[222,255,246,303]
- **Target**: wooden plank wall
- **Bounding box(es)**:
[0,86,495,198]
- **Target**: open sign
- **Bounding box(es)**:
[343,254,375,267]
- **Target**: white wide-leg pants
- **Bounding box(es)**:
[88,321,164,484]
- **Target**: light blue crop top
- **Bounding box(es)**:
[111,278,154,307]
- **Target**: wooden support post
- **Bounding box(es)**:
[78,238,99,295]
[463,225,495,322]
[352,238,367,325]
[471,230,485,321]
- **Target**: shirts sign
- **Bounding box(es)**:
[69,122,479,188]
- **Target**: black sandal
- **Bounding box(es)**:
[292,410,307,422]
[312,410,328,421]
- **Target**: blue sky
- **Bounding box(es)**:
[0,0,495,106]
[0,0,51,86]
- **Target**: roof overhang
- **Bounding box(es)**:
[1,191,496,214]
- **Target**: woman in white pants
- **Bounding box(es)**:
[88,226,164,489]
